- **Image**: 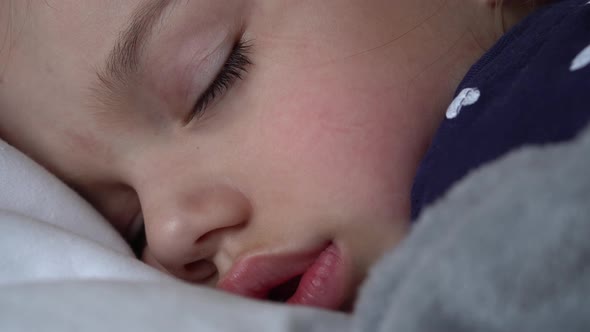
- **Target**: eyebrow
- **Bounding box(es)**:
[95,0,171,99]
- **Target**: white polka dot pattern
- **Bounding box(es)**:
[445,88,481,120]
[570,44,590,72]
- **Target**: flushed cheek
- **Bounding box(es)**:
[257,76,406,212]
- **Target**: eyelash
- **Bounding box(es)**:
[187,40,252,123]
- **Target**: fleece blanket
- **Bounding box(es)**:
[1,124,589,331]
[355,124,590,331]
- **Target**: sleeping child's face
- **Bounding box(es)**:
[0,0,508,310]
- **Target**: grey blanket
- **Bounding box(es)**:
[354,125,590,331]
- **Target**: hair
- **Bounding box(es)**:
[496,0,548,34]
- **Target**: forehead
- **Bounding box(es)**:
[9,0,144,89]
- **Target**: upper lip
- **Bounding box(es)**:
[217,242,331,300]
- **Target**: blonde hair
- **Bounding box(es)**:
[496,0,547,34]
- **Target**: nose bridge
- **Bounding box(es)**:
[140,178,251,276]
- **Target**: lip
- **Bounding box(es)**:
[217,242,349,310]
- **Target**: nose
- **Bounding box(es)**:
[141,182,251,283]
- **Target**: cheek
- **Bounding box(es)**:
[254,69,409,214]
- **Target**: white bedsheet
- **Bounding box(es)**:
[0,139,350,331]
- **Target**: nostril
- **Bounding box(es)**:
[183,260,217,283]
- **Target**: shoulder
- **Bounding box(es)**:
[410,0,590,220]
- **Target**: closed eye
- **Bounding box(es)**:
[186,40,252,123]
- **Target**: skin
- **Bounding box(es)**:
[0,0,540,309]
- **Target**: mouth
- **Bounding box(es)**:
[268,275,303,302]
[217,243,348,310]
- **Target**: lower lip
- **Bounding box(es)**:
[287,244,347,310]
